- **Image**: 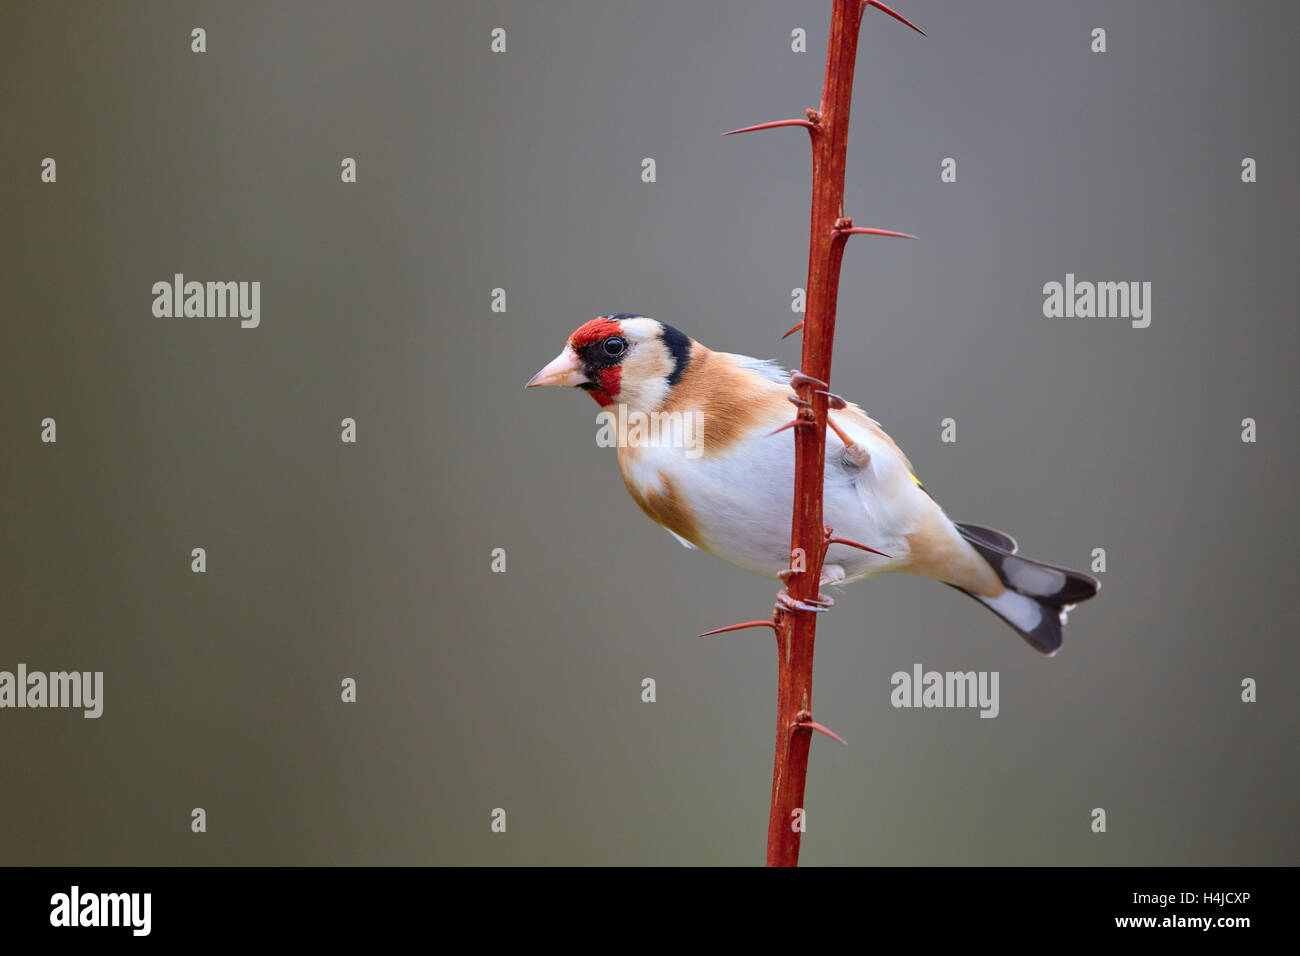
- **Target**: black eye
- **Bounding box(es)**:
[603,336,627,357]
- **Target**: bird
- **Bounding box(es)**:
[526,313,1099,654]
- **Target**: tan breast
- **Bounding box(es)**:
[656,347,785,459]
[617,456,705,548]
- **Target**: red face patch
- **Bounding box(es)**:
[590,367,622,406]
[568,317,623,349]
[566,316,627,405]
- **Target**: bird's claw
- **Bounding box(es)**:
[776,589,829,614]
[769,590,832,613]
[790,371,829,391]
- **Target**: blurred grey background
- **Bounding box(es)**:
[1,0,1296,865]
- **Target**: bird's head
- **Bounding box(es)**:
[525,314,693,412]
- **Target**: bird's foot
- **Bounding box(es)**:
[819,564,846,588]
[769,590,832,613]
[790,370,829,391]
[776,589,834,613]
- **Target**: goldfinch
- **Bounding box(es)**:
[527,314,1099,654]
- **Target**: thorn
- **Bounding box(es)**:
[776,589,829,614]
[828,536,891,559]
[790,371,829,391]
[863,0,926,37]
[782,320,804,339]
[768,417,814,437]
[792,710,848,745]
[722,118,815,136]
[786,394,812,408]
[835,226,918,241]
[815,390,847,409]
[806,722,848,745]
[699,619,779,638]
[826,414,855,447]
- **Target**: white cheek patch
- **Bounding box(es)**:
[616,317,666,340]
[1004,561,1067,596]
[621,349,670,409]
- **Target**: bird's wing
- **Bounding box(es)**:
[716,352,789,385]
[830,400,1002,595]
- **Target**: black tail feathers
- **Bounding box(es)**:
[950,522,1100,655]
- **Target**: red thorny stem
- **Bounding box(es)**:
[722,0,922,866]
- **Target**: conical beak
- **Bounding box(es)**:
[525,348,590,388]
